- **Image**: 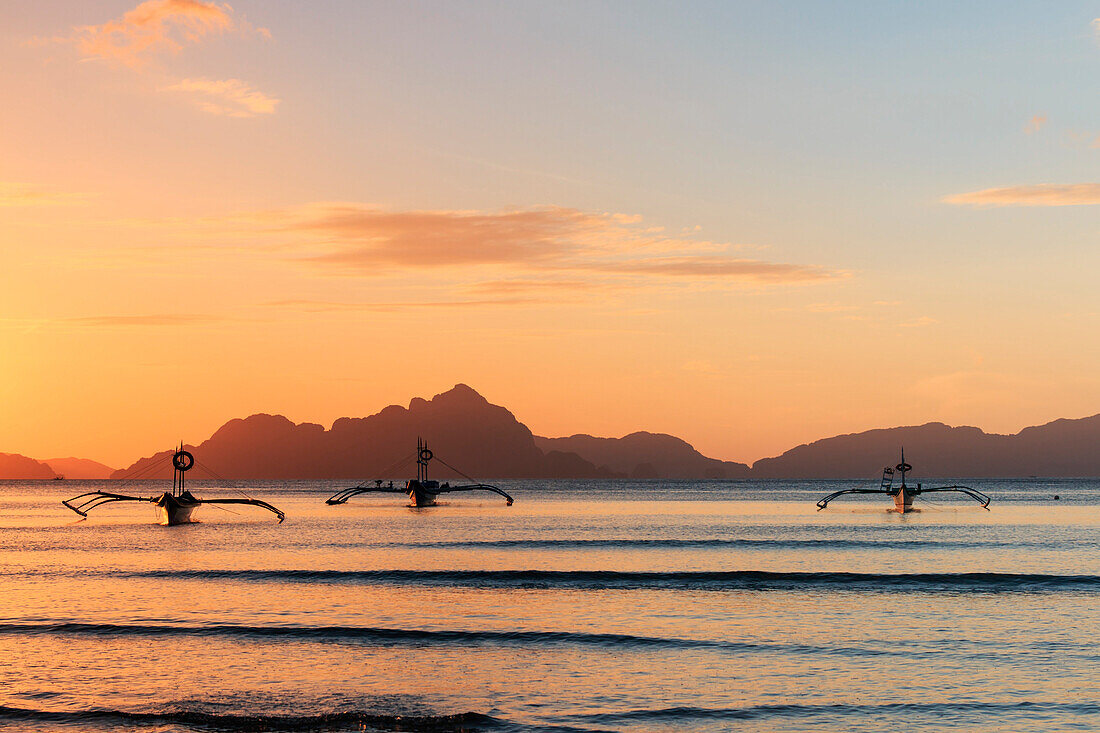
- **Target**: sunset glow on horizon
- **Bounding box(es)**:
[4,1,1100,467]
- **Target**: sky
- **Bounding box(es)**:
[2,0,1100,467]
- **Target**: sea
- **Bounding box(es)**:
[0,478,1098,732]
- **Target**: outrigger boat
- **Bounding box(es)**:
[63,446,285,525]
[326,438,514,508]
[816,449,990,513]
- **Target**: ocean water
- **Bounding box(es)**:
[0,478,1098,732]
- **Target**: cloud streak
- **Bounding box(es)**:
[60,0,248,68]
[263,298,551,312]
[0,182,86,207]
[291,205,598,267]
[67,314,228,327]
[163,77,279,117]
[944,184,1100,207]
[39,0,276,118]
[1024,115,1046,134]
[465,279,602,297]
[227,203,844,287]
[578,256,836,282]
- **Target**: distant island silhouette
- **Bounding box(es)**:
[44,457,116,479]
[0,452,62,479]
[3,384,1099,479]
[535,432,750,479]
[110,384,611,480]
[0,454,117,480]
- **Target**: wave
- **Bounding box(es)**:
[372,537,1069,550]
[0,704,498,731]
[114,568,1100,592]
[0,621,897,657]
[566,700,1100,724]
[11,537,1085,556]
[1,622,1094,662]
[6,700,1091,731]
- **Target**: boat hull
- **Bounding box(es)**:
[893,488,914,513]
[408,488,438,508]
[155,492,199,525]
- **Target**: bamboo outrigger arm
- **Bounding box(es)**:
[815,488,896,510]
[433,483,514,505]
[326,482,407,504]
[815,485,991,510]
[326,481,514,506]
[197,497,286,522]
[63,491,286,522]
[63,491,156,516]
[918,485,991,509]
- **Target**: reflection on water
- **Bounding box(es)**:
[0,479,1098,732]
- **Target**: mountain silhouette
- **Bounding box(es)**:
[44,457,116,479]
[0,452,59,479]
[9,386,1100,480]
[536,432,751,479]
[111,384,614,479]
[751,415,1100,478]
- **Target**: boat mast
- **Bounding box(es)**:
[897,447,911,490]
[417,437,430,482]
[172,443,194,496]
[175,442,183,495]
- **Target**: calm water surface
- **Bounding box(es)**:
[0,478,1098,732]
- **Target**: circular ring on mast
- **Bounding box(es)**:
[418,448,433,462]
[895,462,912,473]
[173,450,195,472]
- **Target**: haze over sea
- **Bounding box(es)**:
[0,479,1098,732]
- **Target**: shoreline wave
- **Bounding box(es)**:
[104,568,1100,592]
[0,704,498,731]
[567,700,1100,723]
[0,622,1095,663]
[0,621,894,656]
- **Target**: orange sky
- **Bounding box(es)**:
[3,1,1100,467]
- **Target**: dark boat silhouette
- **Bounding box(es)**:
[62,445,284,525]
[326,438,514,508]
[816,449,991,512]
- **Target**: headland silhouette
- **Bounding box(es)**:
[4,384,1100,479]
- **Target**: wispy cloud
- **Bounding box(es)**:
[577,256,836,283]
[289,205,601,268]
[50,0,257,68]
[0,182,86,207]
[222,203,844,287]
[67,314,228,327]
[262,281,629,315]
[0,314,231,332]
[804,302,859,313]
[263,298,546,312]
[944,184,1100,207]
[464,279,602,297]
[1024,114,1047,134]
[38,0,276,118]
[162,77,278,117]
